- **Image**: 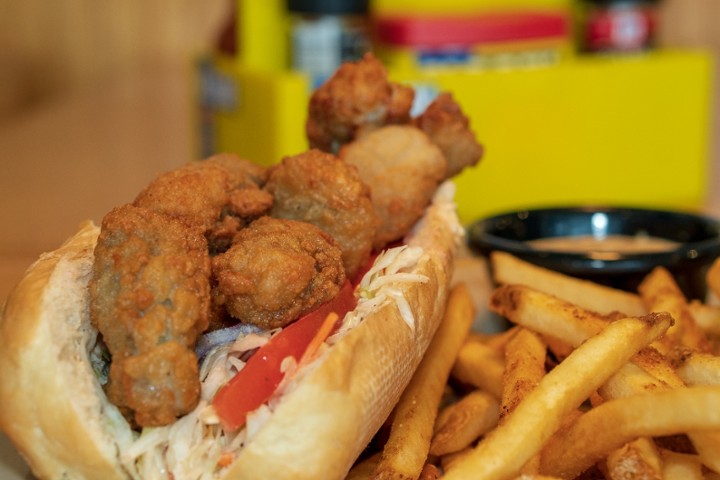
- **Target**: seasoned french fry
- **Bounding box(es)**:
[429,390,499,456]
[628,346,685,389]
[501,328,546,421]
[660,450,704,480]
[597,346,720,473]
[682,432,720,474]
[441,312,673,480]
[345,453,381,480]
[674,350,720,386]
[440,447,473,472]
[501,328,546,474]
[372,283,475,480]
[540,334,574,363]
[687,300,720,336]
[599,361,669,400]
[705,470,720,480]
[417,463,441,480]
[490,284,686,393]
[490,251,645,316]
[450,339,505,399]
[638,266,711,352]
[706,257,720,302]
[489,284,611,348]
[605,438,663,480]
[468,325,520,354]
[365,247,720,480]
[540,386,720,478]
[489,279,720,472]
[509,476,563,480]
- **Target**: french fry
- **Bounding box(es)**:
[706,257,720,302]
[501,327,546,421]
[598,361,669,401]
[682,432,720,474]
[361,249,720,479]
[371,283,475,480]
[490,284,687,393]
[540,334,574,363]
[488,284,611,348]
[597,346,720,473]
[489,280,720,469]
[510,476,564,480]
[687,300,720,336]
[705,470,720,480]
[674,350,720,386]
[501,328,547,474]
[429,390,499,456]
[441,312,673,480]
[450,339,505,399]
[638,266,711,352]
[345,453,382,480]
[439,447,472,473]
[490,251,646,316]
[417,463,441,480]
[660,450,704,480]
[636,276,720,470]
[468,325,520,354]
[627,346,685,389]
[604,438,663,480]
[540,386,720,478]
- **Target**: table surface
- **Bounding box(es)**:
[0,62,718,479]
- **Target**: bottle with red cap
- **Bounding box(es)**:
[580,0,660,53]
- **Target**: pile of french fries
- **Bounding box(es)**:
[347,251,720,480]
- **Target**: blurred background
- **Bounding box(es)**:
[0,0,718,303]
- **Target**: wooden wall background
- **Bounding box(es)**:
[0,0,231,119]
[660,0,720,51]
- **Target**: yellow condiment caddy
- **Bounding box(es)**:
[415,50,714,224]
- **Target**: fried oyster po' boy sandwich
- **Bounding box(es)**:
[0,54,483,480]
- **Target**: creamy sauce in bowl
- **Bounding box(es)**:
[528,234,680,255]
[468,207,720,299]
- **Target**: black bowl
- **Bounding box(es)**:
[467,206,720,300]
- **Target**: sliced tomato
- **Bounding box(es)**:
[212,281,357,432]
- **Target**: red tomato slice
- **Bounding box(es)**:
[212,281,357,432]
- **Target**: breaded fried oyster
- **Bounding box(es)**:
[265,149,377,279]
[306,53,414,153]
[413,92,484,178]
[89,204,212,427]
[339,125,447,250]
[211,217,346,330]
[133,153,272,254]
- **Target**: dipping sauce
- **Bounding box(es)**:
[468,206,720,299]
[528,234,680,254]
